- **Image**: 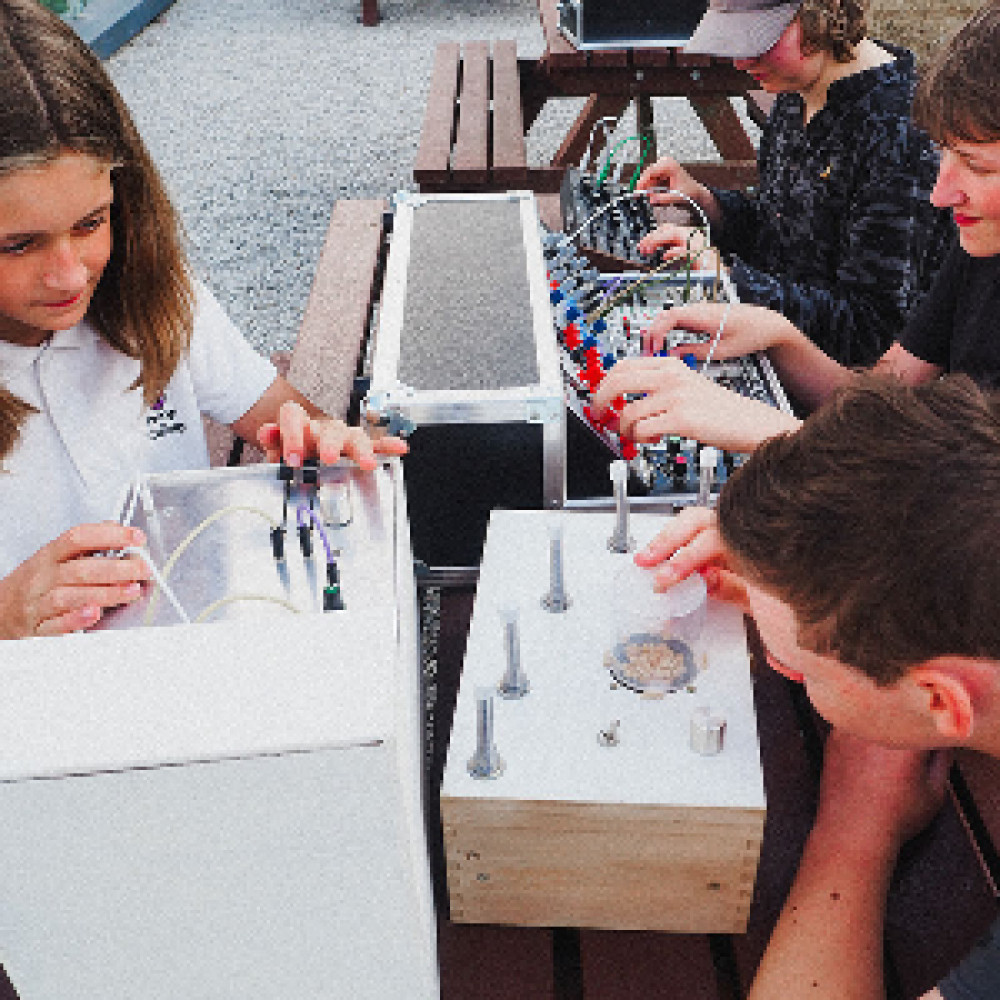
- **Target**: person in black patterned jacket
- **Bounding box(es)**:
[591,2,1000,458]
[635,0,952,367]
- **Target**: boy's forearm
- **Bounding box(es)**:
[748,820,897,1000]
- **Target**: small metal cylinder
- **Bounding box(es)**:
[468,690,505,779]
[607,460,634,553]
[697,446,718,508]
[690,706,726,756]
[541,521,571,613]
[498,608,530,699]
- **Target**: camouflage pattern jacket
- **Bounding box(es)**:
[713,44,954,366]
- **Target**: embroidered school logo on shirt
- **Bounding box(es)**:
[146,392,186,440]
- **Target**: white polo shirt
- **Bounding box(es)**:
[0,282,276,577]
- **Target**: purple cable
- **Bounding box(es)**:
[296,504,335,563]
[598,275,626,306]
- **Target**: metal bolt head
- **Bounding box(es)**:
[598,719,621,747]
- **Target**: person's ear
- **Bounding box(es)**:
[908,663,976,741]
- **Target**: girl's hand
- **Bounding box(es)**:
[634,506,749,610]
[645,302,799,359]
[591,356,801,453]
[256,400,409,470]
[0,523,151,639]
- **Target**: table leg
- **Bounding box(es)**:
[688,94,756,161]
[361,0,379,27]
[635,94,657,166]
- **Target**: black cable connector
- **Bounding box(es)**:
[270,525,286,561]
[323,562,344,610]
[298,524,313,558]
[278,460,293,525]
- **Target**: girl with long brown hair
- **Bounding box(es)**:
[0,0,405,639]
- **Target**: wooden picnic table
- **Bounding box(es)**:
[414,1,767,197]
[522,0,762,190]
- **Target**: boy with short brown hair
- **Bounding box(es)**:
[639,374,1000,999]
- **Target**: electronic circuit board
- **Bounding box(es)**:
[559,168,659,268]
[542,230,793,500]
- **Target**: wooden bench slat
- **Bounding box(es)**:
[673,50,713,68]
[580,930,721,1000]
[452,41,491,183]
[590,48,629,69]
[288,198,386,420]
[536,0,578,62]
[414,42,462,181]
[633,48,673,69]
[550,93,630,171]
[491,39,528,184]
[745,89,776,129]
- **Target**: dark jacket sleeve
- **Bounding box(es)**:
[726,121,947,366]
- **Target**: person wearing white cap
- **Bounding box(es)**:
[635,0,951,368]
[592,3,1000,461]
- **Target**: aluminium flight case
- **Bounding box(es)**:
[557,0,708,50]
[365,191,566,571]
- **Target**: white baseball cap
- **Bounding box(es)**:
[685,0,803,59]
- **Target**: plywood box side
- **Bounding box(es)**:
[442,796,762,933]
[448,873,755,934]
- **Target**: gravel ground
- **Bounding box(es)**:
[107,0,758,353]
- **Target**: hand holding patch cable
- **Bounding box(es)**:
[592,355,800,454]
[0,523,150,639]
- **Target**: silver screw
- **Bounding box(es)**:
[498,608,530,699]
[598,719,621,747]
[468,689,505,779]
[541,521,571,612]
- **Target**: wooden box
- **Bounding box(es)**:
[441,509,765,933]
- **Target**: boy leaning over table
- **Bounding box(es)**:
[637,374,1000,1000]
